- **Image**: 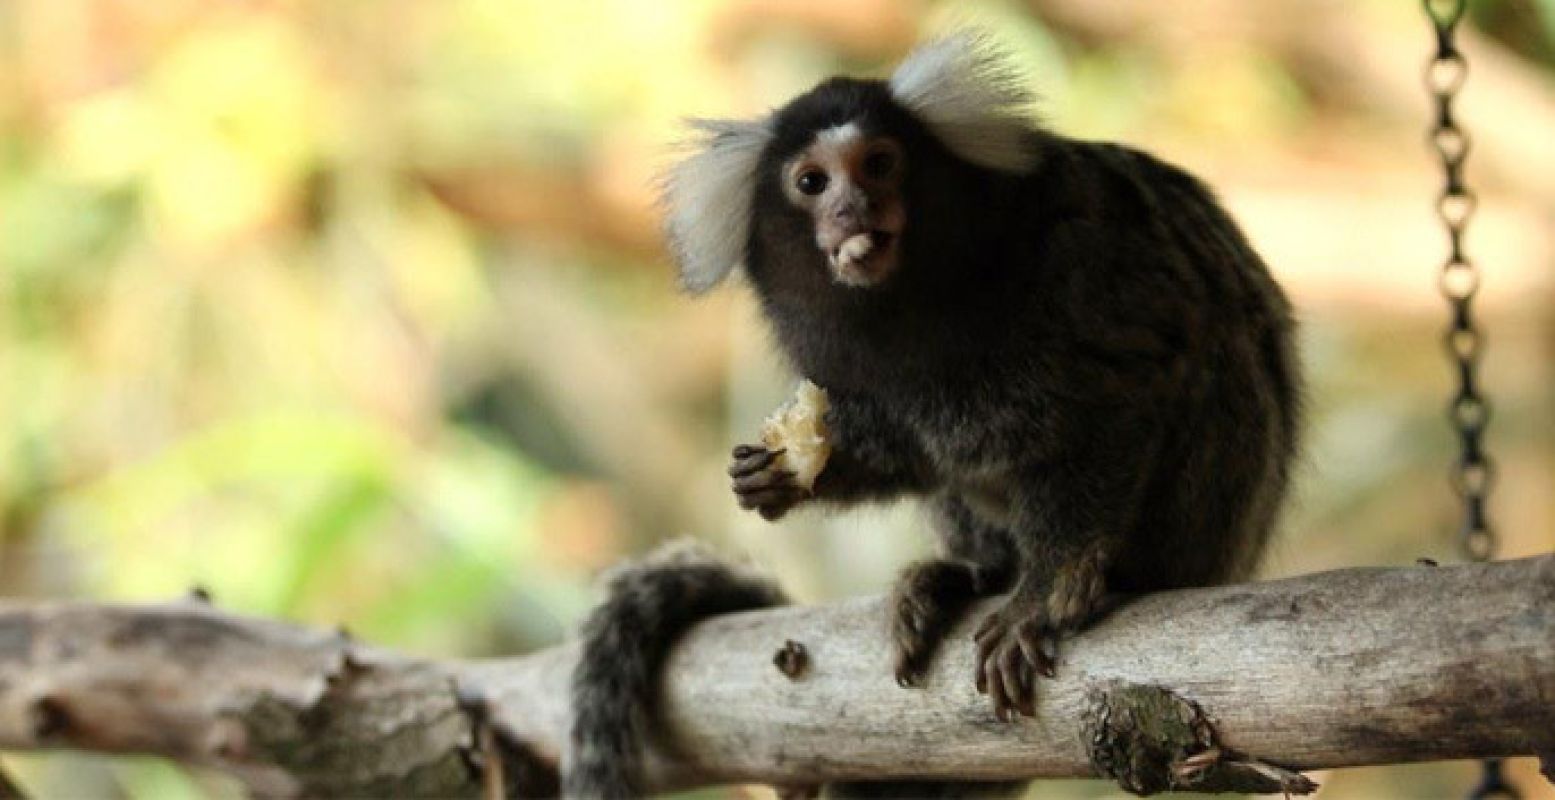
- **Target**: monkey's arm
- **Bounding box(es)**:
[731,390,933,520]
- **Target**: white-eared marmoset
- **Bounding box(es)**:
[565,32,1300,799]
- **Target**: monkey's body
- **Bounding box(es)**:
[565,34,1299,798]
[762,131,1295,582]
[735,81,1298,700]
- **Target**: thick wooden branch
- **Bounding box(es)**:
[0,557,1551,796]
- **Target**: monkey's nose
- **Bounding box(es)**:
[828,188,871,226]
[830,207,868,229]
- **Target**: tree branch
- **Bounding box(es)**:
[0,556,1551,796]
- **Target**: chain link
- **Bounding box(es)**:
[1422,3,1516,798]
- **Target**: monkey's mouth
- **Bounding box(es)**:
[828,230,898,287]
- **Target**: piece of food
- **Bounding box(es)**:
[760,380,832,490]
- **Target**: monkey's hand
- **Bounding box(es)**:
[972,547,1110,721]
[729,444,811,521]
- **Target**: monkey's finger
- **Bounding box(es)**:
[757,503,793,522]
[1011,665,1036,718]
[1015,626,1051,679]
[1038,633,1060,678]
[895,597,929,638]
[974,628,1004,670]
[1016,678,1036,718]
[735,486,801,509]
[972,612,1001,644]
[970,631,1007,694]
[732,469,796,493]
[985,660,1012,721]
[1020,629,1058,679]
[729,447,782,477]
[998,646,1026,715]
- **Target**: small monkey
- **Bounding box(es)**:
[566,32,1300,798]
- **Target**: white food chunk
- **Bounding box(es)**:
[760,380,832,490]
[837,233,874,265]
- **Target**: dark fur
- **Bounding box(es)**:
[743,80,1298,600]
[564,544,788,798]
[736,77,1299,791]
[567,70,1299,797]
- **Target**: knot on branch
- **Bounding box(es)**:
[1083,682,1317,796]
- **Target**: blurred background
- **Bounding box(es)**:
[0,0,1552,797]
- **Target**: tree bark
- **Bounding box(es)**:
[0,556,1551,796]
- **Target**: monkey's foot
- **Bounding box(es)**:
[890,559,986,687]
[973,550,1110,720]
[972,590,1054,720]
[729,444,809,521]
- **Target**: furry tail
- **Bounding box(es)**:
[563,541,788,799]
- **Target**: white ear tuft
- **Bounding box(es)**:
[661,117,772,294]
[888,32,1038,174]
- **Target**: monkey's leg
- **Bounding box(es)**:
[968,409,1160,719]
[892,499,1015,687]
[972,540,1114,720]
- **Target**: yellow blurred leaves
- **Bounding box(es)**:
[142,17,323,248]
[43,12,324,249]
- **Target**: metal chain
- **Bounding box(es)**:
[1421,2,1515,798]
[1425,0,1497,564]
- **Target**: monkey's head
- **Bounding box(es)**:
[663,32,1039,294]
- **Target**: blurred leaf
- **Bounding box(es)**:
[272,474,392,616]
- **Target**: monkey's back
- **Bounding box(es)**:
[1020,142,1302,590]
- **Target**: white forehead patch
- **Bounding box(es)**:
[888,32,1038,174]
[816,122,863,147]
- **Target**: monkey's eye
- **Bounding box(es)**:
[862,149,898,180]
[795,169,829,196]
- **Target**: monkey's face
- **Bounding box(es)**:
[779,123,907,289]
